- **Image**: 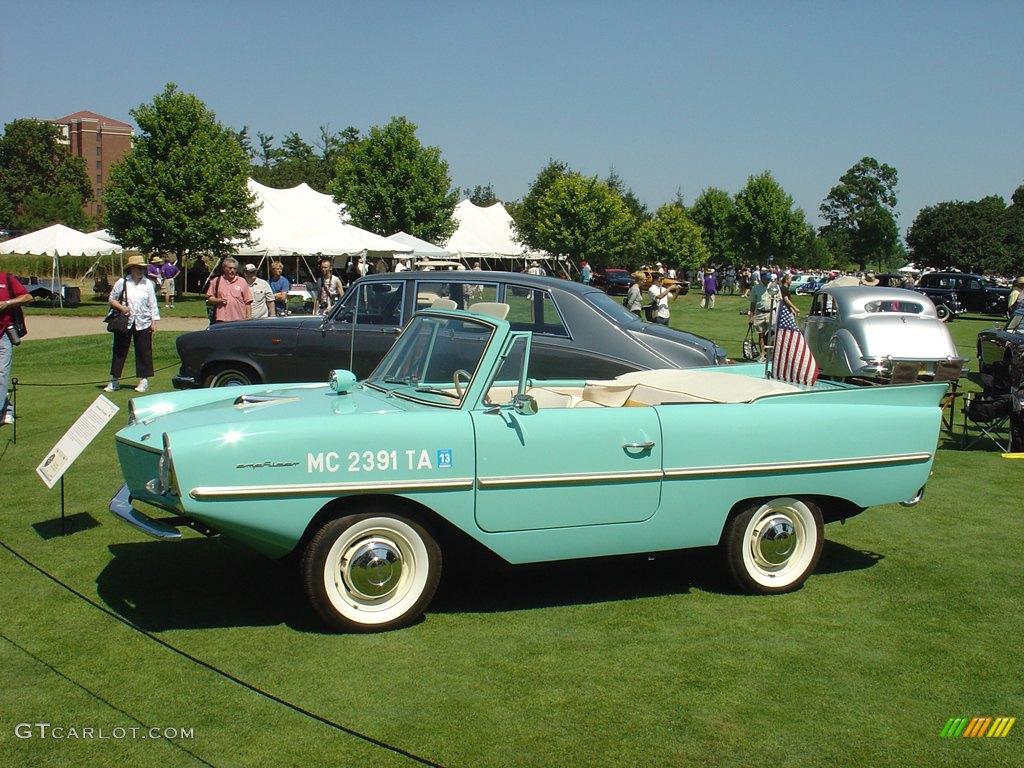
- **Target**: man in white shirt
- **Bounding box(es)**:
[647,273,679,325]
[244,264,276,320]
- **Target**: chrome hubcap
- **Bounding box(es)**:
[754,514,797,567]
[344,538,404,599]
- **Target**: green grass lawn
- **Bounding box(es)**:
[0,302,1020,767]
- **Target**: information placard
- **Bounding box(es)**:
[36,395,120,489]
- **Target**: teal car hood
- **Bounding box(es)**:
[121,383,408,445]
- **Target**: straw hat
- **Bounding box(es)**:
[1014,276,1024,286]
[150,256,163,265]
[125,254,147,269]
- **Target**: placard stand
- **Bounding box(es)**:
[36,395,120,536]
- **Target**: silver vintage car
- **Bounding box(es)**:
[802,286,962,379]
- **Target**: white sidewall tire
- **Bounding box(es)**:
[205,366,256,387]
[725,497,823,595]
[304,513,440,632]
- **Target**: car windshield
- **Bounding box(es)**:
[365,313,495,406]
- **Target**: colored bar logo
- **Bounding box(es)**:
[941,717,1016,738]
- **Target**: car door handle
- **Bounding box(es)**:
[622,441,656,450]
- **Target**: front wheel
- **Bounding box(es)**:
[723,497,823,594]
[204,364,258,387]
[935,303,952,322]
[302,511,441,632]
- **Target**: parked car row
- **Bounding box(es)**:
[914,271,1010,317]
[172,272,726,389]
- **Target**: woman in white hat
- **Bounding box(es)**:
[105,254,159,392]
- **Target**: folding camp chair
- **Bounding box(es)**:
[961,390,1011,451]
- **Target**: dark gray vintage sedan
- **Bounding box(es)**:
[977,309,1024,376]
[172,271,728,388]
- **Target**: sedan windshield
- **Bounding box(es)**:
[365,314,494,406]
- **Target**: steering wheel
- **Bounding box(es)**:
[453,369,471,398]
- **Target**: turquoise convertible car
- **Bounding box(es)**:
[111,306,946,632]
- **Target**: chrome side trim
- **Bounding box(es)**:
[190,477,475,500]
[664,452,933,479]
[478,469,663,489]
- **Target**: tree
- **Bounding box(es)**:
[906,196,1010,273]
[732,171,807,265]
[459,184,498,206]
[819,157,900,271]
[604,168,650,224]
[1006,184,1024,276]
[633,202,709,272]
[104,83,258,263]
[250,125,358,193]
[528,172,635,263]
[329,116,456,242]
[510,159,570,251]
[689,187,738,265]
[0,118,93,231]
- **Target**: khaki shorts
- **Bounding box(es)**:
[751,311,772,333]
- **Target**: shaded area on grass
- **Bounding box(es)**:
[96,534,882,633]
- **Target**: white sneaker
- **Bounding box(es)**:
[104,381,121,392]
[135,379,149,393]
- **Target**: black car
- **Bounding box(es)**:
[590,268,634,296]
[977,309,1024,375]
[915,272,1009,316]
[172,271,728,388]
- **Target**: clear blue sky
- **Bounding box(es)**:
[3,0,1022,234]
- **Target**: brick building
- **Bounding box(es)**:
[52,111,133,220]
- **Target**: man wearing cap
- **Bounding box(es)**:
[748,271,777,362]
[1009,276,1024,316]
[205,257,252,323]
[158,256,181,309]
[243,263,276,320]
[647,273,679,326]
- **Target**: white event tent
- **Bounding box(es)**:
[444,200,547,270]
[0,224,123,305]
[387,231,450,261]
[234,180,411,264]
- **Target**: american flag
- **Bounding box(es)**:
[770,303,818,385]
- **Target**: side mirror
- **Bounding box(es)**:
[512,393,538,416]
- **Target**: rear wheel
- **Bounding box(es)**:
[723,497,823,594]
[204,364,258,388]
[302,511,441,632]
[935,303,952,322]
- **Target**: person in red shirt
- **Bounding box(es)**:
[0,273,32,425]
[205,257,252,323]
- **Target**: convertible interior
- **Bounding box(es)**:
[487,369,804,409]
